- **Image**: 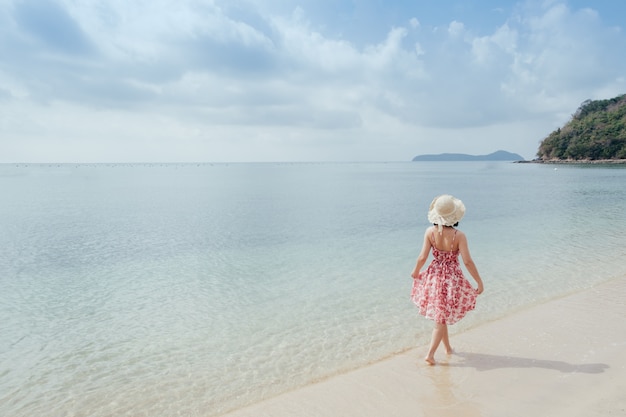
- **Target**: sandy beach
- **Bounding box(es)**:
[220,276,626,417]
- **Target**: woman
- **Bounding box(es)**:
[411,194,484,365]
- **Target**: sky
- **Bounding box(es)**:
[0,0,625,162]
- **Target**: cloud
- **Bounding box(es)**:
[448,20,465,37]
[13,0,94,55]
[0,0,625,162]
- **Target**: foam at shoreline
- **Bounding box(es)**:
[220,276,626,417]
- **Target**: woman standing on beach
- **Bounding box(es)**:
[411,195,484,365]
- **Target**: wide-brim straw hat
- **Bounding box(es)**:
[427,194,465,232]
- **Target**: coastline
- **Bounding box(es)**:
[516,159,626,164]
[219,276,626,417]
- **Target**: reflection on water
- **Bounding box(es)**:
[419,364,483,417]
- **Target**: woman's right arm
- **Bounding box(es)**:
[411,228,432,279]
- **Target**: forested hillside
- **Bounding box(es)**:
[537,94,626,160]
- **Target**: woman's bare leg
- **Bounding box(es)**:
[425,323,446,365]
[442,324,453,354]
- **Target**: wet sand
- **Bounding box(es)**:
[220,276,626,417]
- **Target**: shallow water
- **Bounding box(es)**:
[0,162,624,416]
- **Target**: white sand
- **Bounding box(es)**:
[220,277,626,417]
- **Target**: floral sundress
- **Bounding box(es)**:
[411,230,477,325]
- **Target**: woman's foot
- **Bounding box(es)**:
[445,347,454,355]
[424,356,436,366]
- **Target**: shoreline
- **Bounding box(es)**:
[219,276,626,417]
[516,159,626,164]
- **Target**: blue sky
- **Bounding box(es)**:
[1,0,625,162]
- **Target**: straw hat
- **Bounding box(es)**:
[427,195,465,233]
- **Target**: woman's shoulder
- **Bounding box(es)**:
[454,228,468,242]
[423,225,436,234]
[423,226,436,243]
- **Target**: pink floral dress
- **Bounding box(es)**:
[411,231,477,325]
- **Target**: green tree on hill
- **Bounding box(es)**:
[537,94,626,160]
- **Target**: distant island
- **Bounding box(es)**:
[412,150,524,162]
[536,94,626,161]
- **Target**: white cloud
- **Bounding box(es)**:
[271,14,359,72]
[414,42,425,57]
[0,0,625,162]
[447,20,465,37]
[471,23,518,65]
[363,27,409,70]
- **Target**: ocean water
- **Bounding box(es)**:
[1,162,625,417]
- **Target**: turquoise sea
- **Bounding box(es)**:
[1,162,625,416]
